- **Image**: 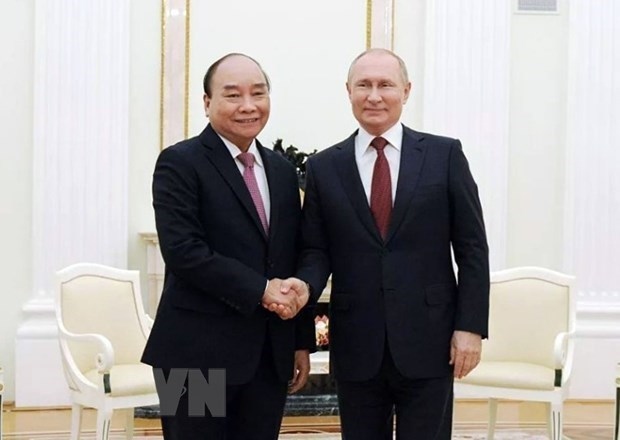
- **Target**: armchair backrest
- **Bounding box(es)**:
[56,264,151,374]
[482,267,576,371]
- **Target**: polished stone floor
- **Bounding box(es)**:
[0,427,615,439]
[1,400,616,439]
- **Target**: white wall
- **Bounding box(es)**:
[187,0,366,151]
[127,0,161,303]
[507,6,569,270]
[393,0,427,128]
[0,0,33,402]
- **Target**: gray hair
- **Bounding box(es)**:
[347,48,409,84]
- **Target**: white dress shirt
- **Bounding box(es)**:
[219,135,271,223]
[354,123,403,204]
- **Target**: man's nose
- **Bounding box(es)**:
[239,96,258,111]
[367,86,382,102]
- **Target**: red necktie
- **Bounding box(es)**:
[237,152,269,234]
[370,137,392,240]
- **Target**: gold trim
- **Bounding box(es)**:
[159,0,167,150]
[183,0,191,139]
[366,0,372,49]
[391,0,395,50]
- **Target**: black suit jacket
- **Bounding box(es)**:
[298,125,489,381]
[142,124,315,385]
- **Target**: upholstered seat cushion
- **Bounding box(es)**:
[458,361,556,391]
[84,364,156,397]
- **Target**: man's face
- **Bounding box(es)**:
[204,56,270,150]
[346,52,411,136]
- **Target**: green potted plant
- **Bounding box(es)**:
[272,139,316,190]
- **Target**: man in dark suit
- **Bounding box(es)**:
[295,49,490,439]
[141,53,314,440]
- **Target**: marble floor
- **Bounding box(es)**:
[0,428,614,439]
[1,400,616,439]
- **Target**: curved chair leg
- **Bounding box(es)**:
[548,401,563,440]
[125,408,135,440]
[487,398,498,440]
[96,407,113,440]
[70,403,83,440]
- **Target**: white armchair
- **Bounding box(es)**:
[55,263,159,440]
[455,266,576,440]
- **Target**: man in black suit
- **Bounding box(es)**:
[295,49,490,439]
[142,53,314,440]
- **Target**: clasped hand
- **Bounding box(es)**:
[261,278,309,320]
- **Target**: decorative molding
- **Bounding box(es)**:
[368,0,394,49]
[366,0,372,48]
[160,0,190,150]
[140,232,165,315]
[391,0,395,49]
[576,301,620,333]
[422,0,511,271]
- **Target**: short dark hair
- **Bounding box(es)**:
[202,53,271,97]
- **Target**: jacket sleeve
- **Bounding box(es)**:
[296,158,332,304]
[294,305,317,352]
[448,140,490,337]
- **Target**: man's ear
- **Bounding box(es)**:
[403,81,412,104]
[203,93,210,117]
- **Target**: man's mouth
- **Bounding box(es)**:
[236,118,259,124]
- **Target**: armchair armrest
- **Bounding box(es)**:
[554,330,576,369]
[58,328,115,373]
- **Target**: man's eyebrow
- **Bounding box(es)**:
[221,83,268,90]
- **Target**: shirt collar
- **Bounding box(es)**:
[357,122,403,154]
[218,135,264,168]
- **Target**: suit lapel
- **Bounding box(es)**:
[199,125,268,241]
[259,145,282,245]
[385,127,426,244]
[334,133,383,243]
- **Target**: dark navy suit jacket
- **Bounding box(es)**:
[142,124,315,385]
[297,125,489,381]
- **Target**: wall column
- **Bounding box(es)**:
[15,0,130,407]
[565,0,620,398]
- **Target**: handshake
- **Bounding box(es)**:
[261,277,309,320]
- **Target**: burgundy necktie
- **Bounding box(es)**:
[237,152,269,234]
[370,137,392,240]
